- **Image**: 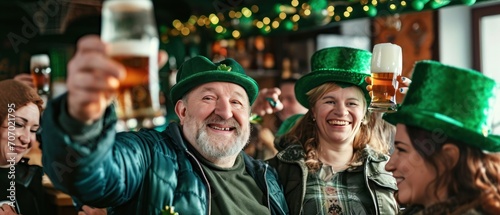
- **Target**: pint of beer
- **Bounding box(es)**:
[101,0,164,129]
[30,54,51,96]
[369,43,402,112]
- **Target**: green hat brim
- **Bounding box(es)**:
[276,113,304,137]
[384,110,500,152]
[170,70,259,105]
[295,70,370,108]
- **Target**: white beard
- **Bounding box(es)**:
[189,114,250,160]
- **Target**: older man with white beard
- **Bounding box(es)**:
[41,35,289,215]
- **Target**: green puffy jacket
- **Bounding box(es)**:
[41,95,289,215]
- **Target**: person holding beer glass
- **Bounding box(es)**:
[0,79,46,215]
[383,61,500,214]
[40,33,289,214]
[267,46,407,214]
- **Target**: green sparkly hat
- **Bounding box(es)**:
[276,113,304,137]
[170,56,259,105]
[295,47,372,108]
[384,60,500,152]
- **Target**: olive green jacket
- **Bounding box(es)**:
[267,145,399,215]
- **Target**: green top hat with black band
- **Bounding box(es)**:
[384,60,500,152]
[170,56,259,105]
[295,46,372,108]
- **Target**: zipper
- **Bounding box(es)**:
[364,162,379,215]
[186,149,212,215]
[263,164,272,214]
[279,151,307,214]
[300,161,307,215]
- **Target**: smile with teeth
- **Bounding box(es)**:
[395,177,404,184]
[209,125,233,131]
[327,120,350,126]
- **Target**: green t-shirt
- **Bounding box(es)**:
[196,152,270,215]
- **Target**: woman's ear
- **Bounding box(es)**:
[175,100,187,125]
[442,143,460,169]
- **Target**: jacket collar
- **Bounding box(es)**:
[164,122,189,152]
[276,144,388,164]
[276,144,305,163]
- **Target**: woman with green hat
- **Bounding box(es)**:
[383,61,500,214]
[268,47,401,214]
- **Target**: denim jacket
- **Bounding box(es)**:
[268,144,399,215]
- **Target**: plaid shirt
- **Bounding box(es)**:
[302,159,376,215]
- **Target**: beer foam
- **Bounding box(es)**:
[371,43,402,74]
[109,40,152,57]
[30,54,50,69]
[103,0,152,12]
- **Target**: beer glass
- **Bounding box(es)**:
[30,54,51,96]
[101,0,164,129]
[369,43,402,112]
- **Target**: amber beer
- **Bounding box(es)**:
[371,72,397,104]
[102,0,163,129]
[109,40,162,128]
[369,43,402,112]
[30,54,51,95]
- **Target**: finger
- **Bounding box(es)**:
[265,97,277,108]
[158,50,168,69]
[265,105,273,115]
[397,76,411,87]
[273,100,284,111]
[366,85,372,92]
[263,88,280,102]
[76,35,107,55]
[0,204,15,213]
[68,52,126,85]
[396,87,408,104]
[398,87,408,94]
[68,68,121,93]
[364,76,372,85]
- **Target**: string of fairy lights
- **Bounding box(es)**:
[159,0,479,41]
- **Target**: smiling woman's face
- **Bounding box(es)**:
[385,124,441,207]
[311,85,366,146]
[0,102,40,166]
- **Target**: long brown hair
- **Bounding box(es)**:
[281,83,392,172]
[406,125,500,214]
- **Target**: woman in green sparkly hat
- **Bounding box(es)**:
[268,46,406,214]
[383,60,500,214]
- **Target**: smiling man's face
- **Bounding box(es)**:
[176,82,251,164]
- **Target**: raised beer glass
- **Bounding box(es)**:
[101,0,164,130]
[30,54,51,96]
[369,43,402,112]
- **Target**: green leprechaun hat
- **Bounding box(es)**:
[170,56,259,105]
[295,47,372,108]
[384,60,500,152]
